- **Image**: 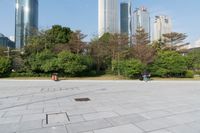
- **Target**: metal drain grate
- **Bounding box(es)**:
[74,98,91,102]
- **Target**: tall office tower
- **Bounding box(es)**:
[15,0,38,49]
[120,2,132,36]
[98,0,119,37]
[153,15,172,41]
[133,7,150,36]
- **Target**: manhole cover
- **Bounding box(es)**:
[74,98,91,102]
[46,112,70,125]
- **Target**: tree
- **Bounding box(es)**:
[89,33,129,73]
[131,44,156,65]
[25,31,46,55]
[89,39,110,72]
[68,30,87,54]
[25,25,72,55]
[150,51,187,77]
[109,33,129,60]
[12,56,25,72]
[45,25,72,45]
[130,29,155,65]
[132,28,150,45]
[112,59,144,78]
[0,47,6,57]
[152,40,165,52]
[27,50,57,73]
[57,51,88,76]
[186,48,200,70]
[0,57,11,77]
[162,32,189,50]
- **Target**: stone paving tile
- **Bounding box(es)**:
[82,111,119,121]
[67,108,96,116]
[92,106,113,112]
[68,115,85,124]
[93,124,143,133]
[113,107,144,115]
[139,110,172,119]
[17,120,43,132]
[0,115,22,124]
[167,124,200,133]
[187,121,200,131]
[0,123,19,133]
[66,119,112,133]
[27,103,45,110]
[166,105,200,114]
[18,125,68,133]
[21,113,45,122]
[44,106,62,114]
[135,118,172,132]
[5,106,27,111]
[148,129,172,133]
[0,111,6,117]
[165,112,200,125]
[105,114,147,126]
[4,109,43,117]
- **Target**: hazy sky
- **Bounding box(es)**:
[0,0,200,46]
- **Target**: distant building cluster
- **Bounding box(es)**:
[98,0,172,43]
[1,0,173,49]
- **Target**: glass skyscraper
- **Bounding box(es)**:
[15,0,38,49]
[98,0,119,37]
[120,2,132,36]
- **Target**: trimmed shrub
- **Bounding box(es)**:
[185,70,194,78]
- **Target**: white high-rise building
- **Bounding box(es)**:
[133,7,150,36]
[98,0,119,37]
[153,15,172,41]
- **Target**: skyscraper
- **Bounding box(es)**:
[15,0,38,49]
[133,7,150,36]
[98,0,119,37]
[120,2,132,36]
[153,15,172,41]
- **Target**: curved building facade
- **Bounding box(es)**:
[15,0,38,49]
[98,0,119,37]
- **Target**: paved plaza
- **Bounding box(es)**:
[0,80,200,133]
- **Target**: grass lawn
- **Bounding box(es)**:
[1,74,129,80]
[1,74,200,80]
